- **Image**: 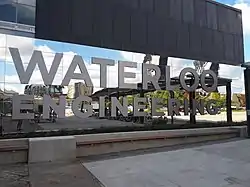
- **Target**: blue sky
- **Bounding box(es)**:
[0,0,249,94]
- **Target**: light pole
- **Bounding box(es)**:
[242,62,250,137]
[0,113,3,136]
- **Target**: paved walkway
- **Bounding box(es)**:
[0,161,103,187]
[1,139,250,187]
[84,139,250,187]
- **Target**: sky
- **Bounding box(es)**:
[0,0,249,95]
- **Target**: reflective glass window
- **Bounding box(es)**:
[0,1,17,23]
[18,0,36,7]
[17,4,35,25]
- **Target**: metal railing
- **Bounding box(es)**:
[0,20,35,34]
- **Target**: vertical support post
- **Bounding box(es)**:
[108,95,111,117]
[244,69,250,136]
[116,92,120,117]
[189,91,196,124]
[0,113,3,136]
[170,90,174,125]
[226,82,232,124]
[139,89,145,124]
[159,56,168,82]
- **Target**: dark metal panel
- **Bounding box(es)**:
[93,0,114,47]
[217,5,228,32]
[206,1,217,30]
[213,31,224,61]
[194,0,207,27]
[176,23,190,56]
[130,11,147,50]
[233,35,240,63]
[224,33,234,62]
[139,0,154,13]
[71,0,93,38]
[189,25,202,57]
[48,0,72,41]
[36,0,244,65]
[201,28,213,59]
[227,8,236,34]
[154,0,170,19]
[234,11,243,35]
[35,0,49,37]
[163,19,177,54]
[147,14,165,53]
[237,35,244,63]
[182,0,194,23]
[119,0,139,9]
[170,0,182,21]
[113,6,131,48]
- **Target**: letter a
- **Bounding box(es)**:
[61,55,93,87]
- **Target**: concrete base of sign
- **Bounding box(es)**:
[28,136,76,163]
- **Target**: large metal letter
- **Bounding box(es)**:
[72,96,93,118]
[118,61,137,89]
[151,98,164,116]
[192,99,205,115]
[166,66,179,91]
[43,95,66,119]
[99,96,106,118]
[111,97,128,117]
[142,64,161,90]
[92,57,115,88]
[9,48,63,85]
[12,95,34,119]
[134,97,147,117]
[62,55,93,87]
[168,98,181,116]
[206,100,219,115]
[179,68,199,92]
[200,70,218,92]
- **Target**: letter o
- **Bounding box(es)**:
[200,70,218,92]
[179,68,199,92]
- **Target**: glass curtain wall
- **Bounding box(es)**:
[0,33,246,136]
[0,0,35,26]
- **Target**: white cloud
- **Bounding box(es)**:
[120,51,245,93]
[0,33,126,94]
[233,0,250,35]
[0,31,246,95]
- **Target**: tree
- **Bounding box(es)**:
[209,63,220,92]
[193,60,208,75]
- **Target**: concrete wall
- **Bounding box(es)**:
[28,136,76,163]
[0,138,28,165]
[0,126,247,164]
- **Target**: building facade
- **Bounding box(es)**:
[0,0,35,38]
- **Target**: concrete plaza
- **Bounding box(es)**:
[2,138,250,186]
[84,139,250,187]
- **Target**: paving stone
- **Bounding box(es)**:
[84,139,250,187]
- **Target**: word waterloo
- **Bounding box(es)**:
[9,48,219,120]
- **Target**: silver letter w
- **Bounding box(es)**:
[9,47,63,85]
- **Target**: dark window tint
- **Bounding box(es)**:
[17,4,35,25]
[0,2,17,22]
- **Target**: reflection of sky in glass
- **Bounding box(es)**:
[0,0,35,26]
[0,33,246,95]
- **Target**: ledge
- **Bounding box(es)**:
[76,126,243,146]
[0,126,247,164]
